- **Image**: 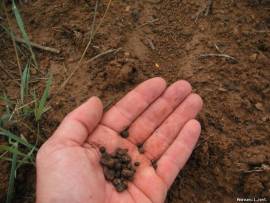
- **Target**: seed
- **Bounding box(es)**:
[120,128,129,138]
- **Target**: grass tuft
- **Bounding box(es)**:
[20,62,30,104]
[11,0,38,67]
[34,74,52,121]
[0,127,36,150]
[5,142,18,203]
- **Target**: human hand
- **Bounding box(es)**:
[36,78,203,203]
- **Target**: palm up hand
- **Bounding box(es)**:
[36,78,203,203]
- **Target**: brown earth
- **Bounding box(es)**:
[0,0,270,202]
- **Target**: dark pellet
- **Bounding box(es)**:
[120,128,129,138]
[134,161,140,167]
[100,157,115,168]
[116,183,127,192]
[138,145,145,154]
[103,167,115,181]
[151,160,158,170]
[122,169,134,178]
[99,147,136,193]
[99,146,106,154]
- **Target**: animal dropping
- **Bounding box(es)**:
[99,147,139,192]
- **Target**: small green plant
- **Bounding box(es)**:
[20,63,30,104]
[5,142,18,203]
[0,127,37,203]
[11,0,37,67]
[33,74,52,122]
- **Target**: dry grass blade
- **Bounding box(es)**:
[14,36,60,54]
[199,53,238,63]
[0,127,36,150]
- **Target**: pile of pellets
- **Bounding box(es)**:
[99,128,157,192]
[99,146,140,192]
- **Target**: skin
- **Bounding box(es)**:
[36,77,203,203]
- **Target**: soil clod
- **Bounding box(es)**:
[99,146,138,192]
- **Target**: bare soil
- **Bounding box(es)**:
[0,0,270,202]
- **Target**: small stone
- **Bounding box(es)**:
[125,6,131,12]
[255,103,264,111]
[249,53,257,62]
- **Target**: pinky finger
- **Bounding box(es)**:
[156,119,201,187]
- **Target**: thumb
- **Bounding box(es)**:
[49,96,103,146]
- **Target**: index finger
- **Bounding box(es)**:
[101,77,166,132]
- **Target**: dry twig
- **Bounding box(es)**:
[14,36,61,54]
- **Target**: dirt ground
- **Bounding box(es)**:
[0,0,270,202]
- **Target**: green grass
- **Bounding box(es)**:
[0,127,37,150]
[20,62,30,104]
[0,2,53,202]
[34,74,52,121]
[5,142,18,203]
[11,0,38,68]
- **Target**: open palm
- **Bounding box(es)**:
[36,78,203,203]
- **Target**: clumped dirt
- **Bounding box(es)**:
[99,147,138,192]
[0,0,270,202]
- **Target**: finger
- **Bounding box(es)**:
[156,119,201,187]
[143,94,203,160]
[127,80,192,144]
[101,77,166,132]
[50,96,103,145]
